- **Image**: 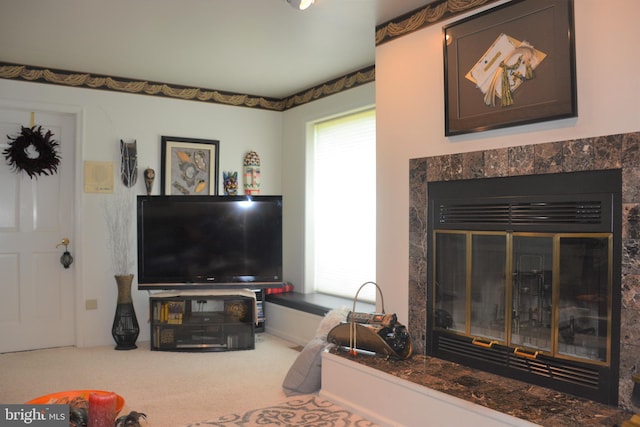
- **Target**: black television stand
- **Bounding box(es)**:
[149,290,258,352]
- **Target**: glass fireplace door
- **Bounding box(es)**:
[470,233,507,341]
[434,232,467,334]
[433,230,612,365]
[434,231,509,340]
[557,235,611,363]
[510,235,553,353]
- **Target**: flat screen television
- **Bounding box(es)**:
[137,195,283,290]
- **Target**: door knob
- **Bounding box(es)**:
[56,238,74,269]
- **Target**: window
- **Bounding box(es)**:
[306,108,376,302]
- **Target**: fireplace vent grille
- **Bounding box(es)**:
[435,195,611,232]
[437,334,601,390]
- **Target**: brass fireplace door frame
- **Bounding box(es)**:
[432,229,613,368]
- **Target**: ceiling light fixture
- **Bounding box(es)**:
[285,0,314,10]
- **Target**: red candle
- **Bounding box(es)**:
[88,392,117,427]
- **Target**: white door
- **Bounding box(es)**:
[0,108,76,353]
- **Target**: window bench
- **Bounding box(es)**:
[264,292,375,345]
[266,292,374,316]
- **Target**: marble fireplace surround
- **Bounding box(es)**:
[408,131,640,410]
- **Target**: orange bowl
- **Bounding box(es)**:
[27,390,125,412]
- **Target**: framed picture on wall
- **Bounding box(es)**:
[443,0,577,136]
[160,136,219,195]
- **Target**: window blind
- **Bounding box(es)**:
[311,109,376,302]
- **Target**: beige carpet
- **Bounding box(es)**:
[1,334,367,426]
[184,395,378,427]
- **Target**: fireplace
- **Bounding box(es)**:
[425,169,621,405]
[408,132,640,410]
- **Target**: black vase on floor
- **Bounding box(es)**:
[112,274,139,350]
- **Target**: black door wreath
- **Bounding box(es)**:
[3,125,61,179]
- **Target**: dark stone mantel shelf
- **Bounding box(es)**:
[329,347,636,426]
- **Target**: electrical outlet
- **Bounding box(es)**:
[85,299,98,310]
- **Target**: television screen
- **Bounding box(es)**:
[137,195,283,290]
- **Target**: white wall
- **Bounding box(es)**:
[0,78,283,346]
[376,0,640,321]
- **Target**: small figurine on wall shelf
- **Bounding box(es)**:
[243,151,260,195]
[144,167,155,195]
[223,171,238,195]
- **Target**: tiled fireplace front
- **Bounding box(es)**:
[408,131,640,410]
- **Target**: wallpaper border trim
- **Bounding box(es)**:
[0,62,374,112]
[0,1,497,110]
[375,0,500,45]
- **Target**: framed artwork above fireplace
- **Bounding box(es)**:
[443,0,577,136]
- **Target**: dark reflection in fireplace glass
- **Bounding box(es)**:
[434,232,466,334]
[471,233,506,341]
[558,236,610,362]
[512,235,553,351]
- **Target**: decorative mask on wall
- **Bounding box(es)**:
[223,171,238,196]
[243,151,261,195]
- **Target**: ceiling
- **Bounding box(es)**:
[0,0,435,99]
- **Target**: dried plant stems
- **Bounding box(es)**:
[103,188,135,276]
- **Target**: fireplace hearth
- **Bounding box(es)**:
[408,131,640,410]
[427,169,621,405]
